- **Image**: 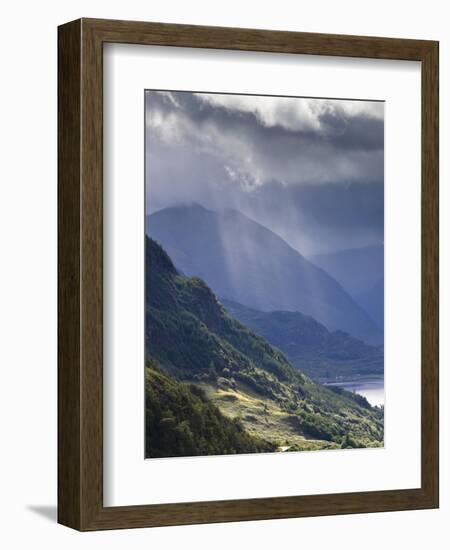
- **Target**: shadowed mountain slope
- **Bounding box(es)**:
[221,298,383,382]
[147,204,382,344]
[310,245,384,328]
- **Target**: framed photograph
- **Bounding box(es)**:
[58,18,439,530]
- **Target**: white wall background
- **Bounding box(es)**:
[0,1,447,548]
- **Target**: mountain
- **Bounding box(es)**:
[146,204,382,345]
[355,278,384,328]
[310,245,384,328]
[145,236,383,455]
[310,244,383,296]
[221,298,383,382]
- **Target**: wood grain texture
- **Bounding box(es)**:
[57,19,82,530]
[57,18,439,531]
[420,41,439,505]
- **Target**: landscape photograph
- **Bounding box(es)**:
[144,90,385,458]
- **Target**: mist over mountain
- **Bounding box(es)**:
[145,91,384,256]
[310,245,384,328]
[310,244,383,295]
[355,278,384,328]
[146,204,382,345]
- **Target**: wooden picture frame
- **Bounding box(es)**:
[58,18,439,531]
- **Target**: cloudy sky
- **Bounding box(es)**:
[145,90,384,255]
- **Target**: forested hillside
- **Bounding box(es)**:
[222,299,383,381]
[145,358,274,458]
[145,237,384,457]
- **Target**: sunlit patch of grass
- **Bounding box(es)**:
[200,383,340,452]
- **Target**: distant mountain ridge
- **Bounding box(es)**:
[310,244,383,295]
[355,278,384,328]
[310,244,384,328]
[146,204,382,345]
[221,298,383,381]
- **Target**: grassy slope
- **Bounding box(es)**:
[146,237,384,453]
[145,358,275,458]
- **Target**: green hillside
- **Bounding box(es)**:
[145,358,275,458]
[145,237,384,456]
[221,298,383,382]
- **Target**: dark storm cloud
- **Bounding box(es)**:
[318,111,384,151]
[242,180,384,254]
[145,90,384,254]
